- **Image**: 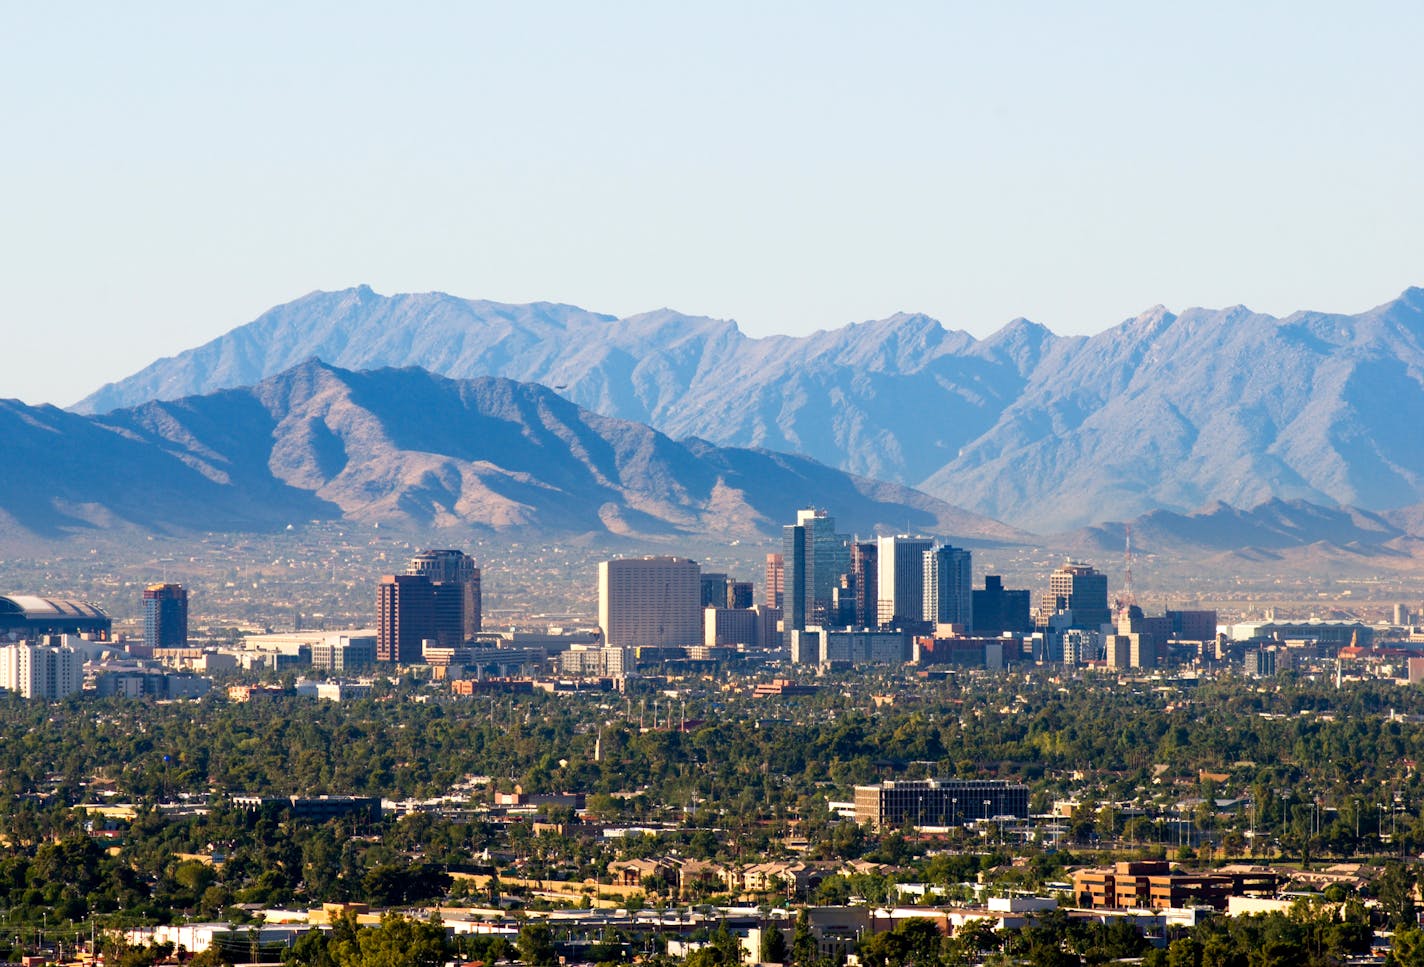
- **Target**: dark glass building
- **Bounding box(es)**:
[376,574,434,663]
[973,575,1033,636]
[853,778,1030,830]
[405,549,481,647]
[142,583,188,650]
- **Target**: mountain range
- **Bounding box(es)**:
[75,285,1424,532]
[4,360,1017,543]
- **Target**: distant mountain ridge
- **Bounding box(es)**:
[1055,497,1424,577]
[74,288,1049,491]
[1068,498,1414,554]
[75,285,1424,532]
[7,360,1021,542]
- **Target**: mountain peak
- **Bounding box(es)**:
[8,362,1008,540]
[1379,285,1424,319]
[67,283,1424,534]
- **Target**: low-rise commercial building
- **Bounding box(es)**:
[853,779,1029,830]
[1072,861,1280,911]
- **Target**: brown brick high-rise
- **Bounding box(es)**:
[376,574,434,663]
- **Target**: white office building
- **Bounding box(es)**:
[0,641,83,700]
[598,557,702,648]
[877,536,934,626]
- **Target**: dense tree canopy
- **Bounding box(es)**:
[2,671,1424,959]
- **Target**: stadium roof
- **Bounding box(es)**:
[0,595,109,620]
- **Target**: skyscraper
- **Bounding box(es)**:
[876,536,933,628]
[406,549,481,645]
[923,544,973,628]
[782,509,850,631]
[782,524,807,630]
[142,583,188,650]
[729,581,754,610]
[764,554,784,610]
[1039,561,1111,631]
[376,574,435,664]
[973,575,1033,636]
[851,541,878,628]
[598,557,702,648]
[700,573,730,608]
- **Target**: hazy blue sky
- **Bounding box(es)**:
[3,2,1421,406]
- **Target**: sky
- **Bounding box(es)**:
[2,2,1422,407]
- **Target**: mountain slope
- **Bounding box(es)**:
[0,396,339,536]
[16,361,1022,542]
[1066,498,1410,555]
[924,288,1424,530]
[74,289,1049,487]
[74,285,1424,532]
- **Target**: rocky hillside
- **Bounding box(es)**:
[74,285,1424,531]
[13,360,1020,542]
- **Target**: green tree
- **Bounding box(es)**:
[791,909,817,967]
[328,913,448,967]
[859,917,942,967]
[516,922,558,967]
[1377,862,1419,930]
[760,925,789,964]
[1390,928,1424,967]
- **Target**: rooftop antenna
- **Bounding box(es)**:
[1122,524,1135,612]
[1113,524,1135,622]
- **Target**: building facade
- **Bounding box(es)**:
[0,641,82,699]
[705,607,760,647]
[782,510,850,632]
[763,553,784,610]
[850,540,878,628]
[598,557,702,649]
[972,576,1033,636]
[310,634,378,672]
[1072,861,1279,911]
[853,779,1030,830]
[1039,562,1110,631]
[923,544,973,629]
[876,536,934,628]
[816,627,908,665]
[376,574,434,663]
[406,549,481,645]
[142,583,188,650]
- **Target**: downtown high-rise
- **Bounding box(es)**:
[376,548,482,663]
[406,549,482,645]
[782,509,850,631]
[876,535,933,628]
[598,556,702,648]
[923,544,973,629]
[143,583,188,650]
